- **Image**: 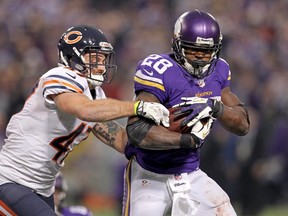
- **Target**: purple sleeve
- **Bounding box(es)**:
[217,58,231,89]
[133,54,176,103]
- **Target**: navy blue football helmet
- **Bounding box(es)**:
[172,10,222,79]
[58,25,117,86]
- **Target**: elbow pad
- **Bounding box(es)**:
[126,120,154,146]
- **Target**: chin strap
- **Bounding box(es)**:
[70,61,86,72]
[87,74,104,87]
[183,60,210,79]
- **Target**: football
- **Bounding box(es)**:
[168,107,209,133]
[167,107,191,133]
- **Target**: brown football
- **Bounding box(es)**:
[168,107,209,133]
[168,107,191,133]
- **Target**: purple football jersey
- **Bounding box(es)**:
[125,53,231,174]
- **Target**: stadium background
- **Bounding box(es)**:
[0,0,288,215]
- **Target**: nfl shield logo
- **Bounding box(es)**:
[174,174,182,181]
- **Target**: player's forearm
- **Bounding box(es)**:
[80,98,135,122]
[138,126,183,150]
[127,119,198,150]
[54,93,135,122]
[92,121,127,153]
[218,105,250,136]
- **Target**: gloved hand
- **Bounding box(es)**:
[134,100,170,127]
[173,97,224,127]
[190,117,214,148]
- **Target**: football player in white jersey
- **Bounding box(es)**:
[0,25,170,216]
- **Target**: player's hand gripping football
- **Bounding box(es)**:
[189,117,214,148]
[173,97,224,127]
[134,100,170,127]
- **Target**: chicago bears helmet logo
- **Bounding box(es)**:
[64,31,83,45]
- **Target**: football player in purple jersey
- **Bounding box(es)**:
[123,10,250,216]
[0,25,170,216]
[54,173,93,216]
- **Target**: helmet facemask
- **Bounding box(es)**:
[60,44,117,87]
[173,37,221,79]
[81,46,116,87]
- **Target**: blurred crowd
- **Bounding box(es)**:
[1,0,288,215]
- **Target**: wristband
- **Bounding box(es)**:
[212,100,224,118]
[180,134,193,149]
[133,101,141,115]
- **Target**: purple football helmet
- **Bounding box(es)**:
[55,172,68,192]
[54,172,68,205]
[172,10,223,79]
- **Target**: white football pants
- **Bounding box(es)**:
[122,158,237,216]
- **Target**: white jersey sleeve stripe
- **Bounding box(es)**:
[43,79,83,93]
[46,74,85,91]
[135,69,164,85]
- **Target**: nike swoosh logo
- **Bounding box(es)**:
[202,129,209,138]
[66,72,76,79]
[143,68,153,76]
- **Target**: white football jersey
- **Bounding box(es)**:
[0,66,106,197]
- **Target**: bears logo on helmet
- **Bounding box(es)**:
[57,25,117,86]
